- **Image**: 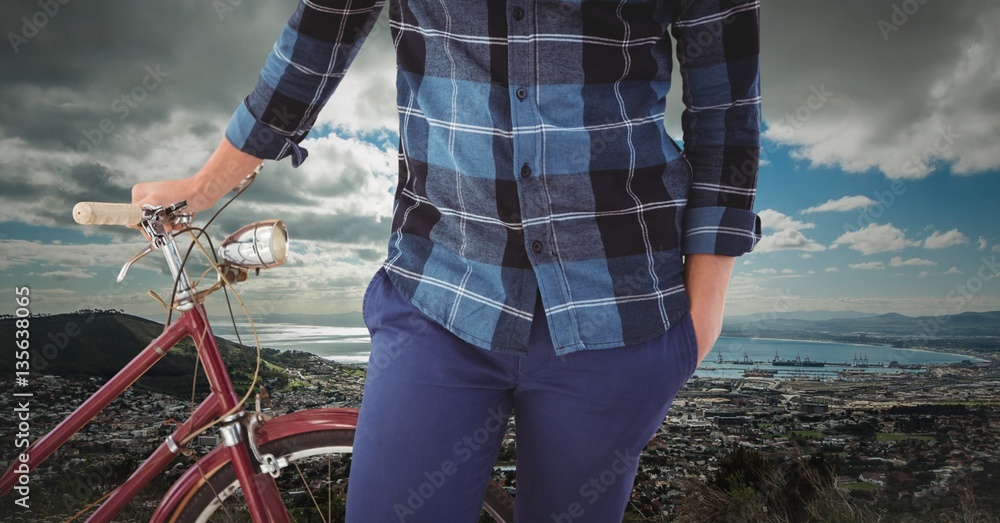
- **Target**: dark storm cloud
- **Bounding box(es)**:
[65,163,133,203]
[0,0,398,232]
[1,1,293,151]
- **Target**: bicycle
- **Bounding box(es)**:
[0,169,515,521]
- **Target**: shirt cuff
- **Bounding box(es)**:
[682,206,762,257]
[224,101,309,168]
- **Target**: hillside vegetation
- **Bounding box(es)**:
[0,311,289,397]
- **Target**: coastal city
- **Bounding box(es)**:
[2,341,997,521]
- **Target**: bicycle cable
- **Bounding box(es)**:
[156,166,274,444]
[176,230,265,444]
[68,164,278,520]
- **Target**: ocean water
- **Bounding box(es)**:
[212,322,372,364]
[701,336,983,379]
[211,322,984,376]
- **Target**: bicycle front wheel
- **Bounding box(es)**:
[170,427,354,522]
[167,424,515,522]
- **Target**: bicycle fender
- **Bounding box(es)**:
[150,408,359,522]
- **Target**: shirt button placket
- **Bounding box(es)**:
[510,3,544,266]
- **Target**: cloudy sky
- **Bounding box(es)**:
[1,0,998,321]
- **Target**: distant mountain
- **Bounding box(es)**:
[725,310,879,323]
[723,310,1000,338]
[208,308,998,337]
[0,312,292,397]
[205,311,366,328]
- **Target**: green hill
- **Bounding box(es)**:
[0,311,290,397]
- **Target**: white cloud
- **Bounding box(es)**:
[800,253,812,259]
[754,208,824,254]
[762,3,1000,178]
[758,209,815,231]
[831,223,920,255]
[889,256,937,267]
[754,268,777,275]
[755,229,827,253]
[945,267,962,274]
[923,228,969,249]
[780,269,795,274]
[312,10,397,133]
[0,240,147,271]
[824,266,839,273]
[850,261,885,270]
[293,134,397,219]
[977,236,988,250]
[993,245,1000,253]
[918,271,930,278]
[806,270,815,275]
[801,195,876,214]
[34,268,97,280]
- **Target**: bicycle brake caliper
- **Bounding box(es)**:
[247,414,288,478]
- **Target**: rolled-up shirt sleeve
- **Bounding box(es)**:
[226,0,385,167]
[671,0,763,256]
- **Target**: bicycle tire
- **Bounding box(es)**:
[168,426,515,522]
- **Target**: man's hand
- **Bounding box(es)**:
[683,253,735,364]
[130,138,264,225]
[132,177,217,216]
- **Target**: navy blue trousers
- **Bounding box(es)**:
[346,269,699,522]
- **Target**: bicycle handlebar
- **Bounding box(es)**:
[73,202,144,226]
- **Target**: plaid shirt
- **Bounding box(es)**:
[226,0,762,354]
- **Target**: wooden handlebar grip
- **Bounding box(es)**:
[73,202,143,226]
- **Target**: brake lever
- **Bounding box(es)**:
[119,201,191,282]
[117,244,155,283]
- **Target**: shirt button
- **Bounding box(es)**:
[520,163,532,178]
[513,7,525,21]
[516,88,527,100]
[531,240,543,254]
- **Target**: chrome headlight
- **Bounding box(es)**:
[218,219,288,269]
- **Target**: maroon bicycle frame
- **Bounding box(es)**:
[0,304,293,521]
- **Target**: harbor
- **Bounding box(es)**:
[719,349,894,369]
[702,337,984,382]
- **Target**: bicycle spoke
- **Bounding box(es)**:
[197,461,238,523]
[292,461,329,523]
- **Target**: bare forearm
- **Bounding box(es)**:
[683,253,736,361]
[683,254,735,312]
[190,138,265,208]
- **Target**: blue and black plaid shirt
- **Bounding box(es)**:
[226,0,763,354]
